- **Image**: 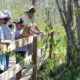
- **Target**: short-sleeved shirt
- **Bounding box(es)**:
[0,24,15,41]
[2,24,15,40]
[0,26,4,40]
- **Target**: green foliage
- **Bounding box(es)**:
[38,59,55,80]
[73,7,80,14]
[38,24,80,79]
[38,26,66,80]
[38,34,49,49]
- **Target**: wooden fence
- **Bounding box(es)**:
[0,33,53,80]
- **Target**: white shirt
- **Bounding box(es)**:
[21,13,36,27]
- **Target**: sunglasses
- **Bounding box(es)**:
[29,9,35,13]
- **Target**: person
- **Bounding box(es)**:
[2,10,11,24]
[14,18,24,39]
[2,10,15,40]
[14,18,28,79]
[0,11,13,73]
[2,10,16,73]
[21,5,41,35]
[21,5,43,56]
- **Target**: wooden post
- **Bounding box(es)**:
[49,32,54,59]
[32,36,37,80]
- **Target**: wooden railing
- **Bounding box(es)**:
[0,33,53,80]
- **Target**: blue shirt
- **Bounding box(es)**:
[1,24,15,40]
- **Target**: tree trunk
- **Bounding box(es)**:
[32,0,36,6]
[73,0,80,67]
[56,0,76,65]
[73,0,80,51]
[66,0,75,64]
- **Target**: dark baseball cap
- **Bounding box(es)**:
[13,18,24,24]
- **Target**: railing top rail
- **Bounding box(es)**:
[0,32,51,53]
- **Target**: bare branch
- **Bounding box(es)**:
[62,0,67,17]
[56,0,66,27]
[66,0,73,23]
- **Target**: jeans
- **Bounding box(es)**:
[27,43,33,55]
[0,54,9,71]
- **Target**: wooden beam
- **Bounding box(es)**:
[49,32,54,59]
[0,36,33,53]
[32,36,37,80]
[8,36,33,51]
[0,44,7,53]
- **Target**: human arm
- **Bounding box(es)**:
[15,34,25,40]
[30,27,40,35]
[0,40,11,45]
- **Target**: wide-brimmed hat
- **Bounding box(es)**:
[25,5,36,13]
[2,10,11,17]
[0,11,7,19]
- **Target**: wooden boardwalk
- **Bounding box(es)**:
[0,34,53,80]
[8,49,49,80]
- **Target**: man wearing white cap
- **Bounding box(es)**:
[2,10,15,40]
[2,10,11,24]
[0,10,15,73]
[0,11,12,73]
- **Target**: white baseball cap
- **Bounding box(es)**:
[0,11,7,19]
[2,10,11,17]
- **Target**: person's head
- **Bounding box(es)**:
[14,18,24,30]
[25,6,36,18]
[0,11,7,25]
[2,10,11,24]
